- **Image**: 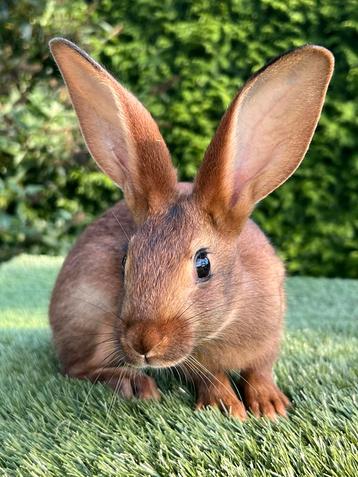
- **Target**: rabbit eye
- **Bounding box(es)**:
[195,250,211,281]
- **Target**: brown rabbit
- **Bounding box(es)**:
[49,38,334,420]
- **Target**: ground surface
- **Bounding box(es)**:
[0,254,357,477]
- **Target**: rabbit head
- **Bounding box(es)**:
[50,39,334,369]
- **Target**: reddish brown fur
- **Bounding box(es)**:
[49,39,334,419]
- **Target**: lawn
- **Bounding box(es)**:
[0,254,357,476]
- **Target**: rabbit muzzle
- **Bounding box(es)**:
[119,319,194,369]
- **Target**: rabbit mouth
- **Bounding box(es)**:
[130,354,189,370]
[121,340,193,369]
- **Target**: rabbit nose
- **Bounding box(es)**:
[132,340,152,357]
[128,325,163,358]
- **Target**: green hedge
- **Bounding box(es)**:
[1,0,357,277]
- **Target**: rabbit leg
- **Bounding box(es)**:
[68,366,160,400]
[240,368,290,419]
[194,371,247,420]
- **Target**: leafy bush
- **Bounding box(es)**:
[1,0,357,277]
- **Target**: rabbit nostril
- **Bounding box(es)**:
[125,324,166,361]
[131,339,155,358]
[131,330,164,355]
[130,347,154,365]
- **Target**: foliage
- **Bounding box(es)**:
[0,0,357,276]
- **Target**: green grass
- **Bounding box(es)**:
[0,255,357,477]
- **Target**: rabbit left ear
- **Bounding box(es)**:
[193,45,334,232]
[50,38,177,223]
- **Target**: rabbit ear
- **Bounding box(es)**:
[49,38,177,222]
[193,45,334,232]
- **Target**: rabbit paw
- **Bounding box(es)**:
[130,373,161,400]
[195,373,247,420]
[242,374,290,419]
[112,373,161,400]
[84,367,161,400]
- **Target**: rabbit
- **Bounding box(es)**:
[49,38,334,420]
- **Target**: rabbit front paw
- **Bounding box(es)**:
[83,367,161,400]
[194,372,247,420]
[241,372,290,420]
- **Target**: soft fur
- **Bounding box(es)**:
[49,38,334,419]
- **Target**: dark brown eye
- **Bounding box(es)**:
[195,250,211,281]
[122,254,127,270]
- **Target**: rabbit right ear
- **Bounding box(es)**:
[50,38,177,223]
[193,45,334,233]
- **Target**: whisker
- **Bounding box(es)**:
[231,370,258,395]
[183,289,287,328]
[106,358,127,421]
[111,209,130,241]
[177,363,195,391]
[189,356,240,404]
[185,358,212,395]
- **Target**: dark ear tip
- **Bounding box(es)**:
[49,37,78,55]
[48,38,100,71]
[49,37,68,48]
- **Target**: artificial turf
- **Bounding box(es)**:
[0,254,357,476]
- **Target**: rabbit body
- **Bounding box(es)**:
[49,39,334,419]
[50,193,286,419]
[51,197,285,373]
